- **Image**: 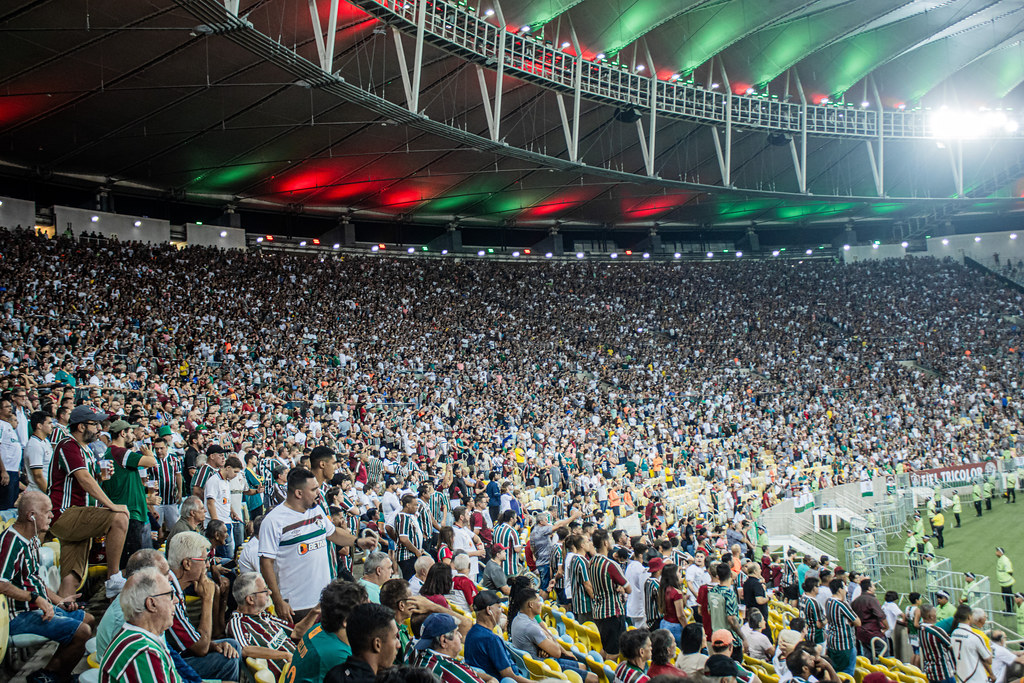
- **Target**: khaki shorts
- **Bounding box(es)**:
[50,506,117,583]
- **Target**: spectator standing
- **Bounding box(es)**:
[825,579,861,677]
[48,404,131,597]
[852,579,887,659]
[920,604,955,683]
[23,410,54,493]
[393,494,426,580]
[590,528,630,658]
[0,394,23,509]
[103,419,158,560]
[204,456,243,558]
[150,438,183,534]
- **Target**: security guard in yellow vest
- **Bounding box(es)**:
[973,482,984,517]
[951,491,962,527]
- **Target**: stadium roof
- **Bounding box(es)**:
[4,0,1024,232]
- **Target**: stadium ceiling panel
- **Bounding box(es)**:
[3,0,1024,232]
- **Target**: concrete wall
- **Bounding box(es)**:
[842,243,909,263]
[53,206,170,244]
[185,223,246,250]
[0,196,36,229]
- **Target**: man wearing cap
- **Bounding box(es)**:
[961,573,980,608]
[972,481,984,517]
[1013,593,1024,637]
[643,556,665,630]
[191,444,226,499]
[984,478,995,511]
[935,592,955,622]
[463,590,531,683]
[481,544,510,596]
[103,419,159,561]
[48,404,131,598]
[922,535,936,558]
[905,529,920,580]
[951,491,962,527]
[415,612,494,683]
[924,553,940,603]
[997,547,1015,613]
[931,510,945,549]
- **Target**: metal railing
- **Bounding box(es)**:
[353,0,1024,141]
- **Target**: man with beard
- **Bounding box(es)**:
[49,405,132,598]
[103,419,159,562]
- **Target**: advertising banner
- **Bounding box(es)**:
[909,462,998,489]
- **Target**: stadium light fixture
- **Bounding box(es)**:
[610,253,618,259]
[312,239,320,245]
[524,249,531,255]
[484,8,494,16]
[441,249,448,254]
[942,239,949,245]
[861,101,870,108]
[520,25,531,33]
[710,83,719,89]
[561,41,571,49]
[300,241,308,247]
[478,250,486,256]
[706,252,714,258]
[256,237,264,243]
[772,251,779,257]
[487,248,494,253]
[975,236,982,242]
[576,252,585,258]
[901,241,908,248]
[266,235,273,241]
[596,53,606,60]
[333,243,340,249]
[91,215,99,222]
[805,249,813,255]
[134,221,142,227]
[220,230,227,237]
[512,251,520,257]
[408,247,415,253]
[422,246,429,251]
[735,251,743,257]
[1012,234,1018,240]
[371,245,379,252]
[843,244,850,251]
[636,65,645,72]
[642,252,650,259]
[872,244,879,249]
[930,108,1020,139]
[674,253,681,258]
[545,252,553,258]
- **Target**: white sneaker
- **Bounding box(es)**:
[105,574,126,599]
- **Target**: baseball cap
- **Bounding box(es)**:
[490,543,507,555]
[711,629,734,648]
[647,557,665,573]
[68,405,108,425]
[965,572,976,580]
[206,445,227,456]
[414,613,458,650]
[936,590,950,600]
[108,419,132,434]
[705,655,738,677]
[157,425,172,437]
[473,590,503,612]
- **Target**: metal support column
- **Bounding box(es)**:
[556,28,582,161]
[224,0,240,15]
[718,59,732,187]
[791,68,808,193]
[391,27,414,106]
[411,0,427,114]
[307,0,340,72]
[949,140,964,197]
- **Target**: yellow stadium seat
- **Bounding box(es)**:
[523,653,568,681]
[0,594,9,666]
[277,663,292,683]
[580,621,602,654]
[564,670,583,683]
[855,667,869,683]
[838,673,856,683]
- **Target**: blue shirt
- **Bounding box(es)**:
[464,623,514,678]
[486,481,501,508]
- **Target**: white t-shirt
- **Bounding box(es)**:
[23,436,53,492]
[0,420,21,471]
[686,564,711,606]
[228,473,245,518]
[624,560,648,619]
[204,472,233,523]
[238,537,260,574]
[259,503,337,610]
[952,623,992,683]
[452,525,479,579]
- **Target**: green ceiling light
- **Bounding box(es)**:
[421,246,429,251]
[487,248,494,253]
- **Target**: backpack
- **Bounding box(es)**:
[707,586,731,636]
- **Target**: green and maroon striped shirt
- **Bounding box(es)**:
[590,554,626,620]
[100,624,182,683]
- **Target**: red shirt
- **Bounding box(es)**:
[49,437,91,522]
[697,583,712,641]
[649,663,688,678]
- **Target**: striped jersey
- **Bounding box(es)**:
[800,594,826,644]
[256,457,279,486]
[339,493,361,535]
[567,553,594,616]
[0,525,47,614]
[149,455,181,504]
[365,456,384,485]
[394,512,425,562]
[825,596,858,651]
[100,623,183,683]
[492,524,520,576]
[554,495,568,519]
[314,488,339,581]
[191,463,216,492]
[429,490,451,525]
[590,554,626,619]
[417,499,436,538]
[417,648,487,683]
[167,572,203,652]
[226,612,296,679]
[782,559,798,586]
[614,661,651,683]
[644,576,662,627]
[50,423,71,445]
[550,544,565,590]
[921,622,955,682]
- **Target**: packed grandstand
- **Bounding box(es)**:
[0,224,1023,683]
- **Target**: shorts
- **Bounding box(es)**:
[50,506,120,582]
[10,606,85,645]
[783,584,799,601]
[596,616,626,655]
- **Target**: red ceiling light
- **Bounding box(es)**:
[378,243,386,250]
[524,249,531,254]
[265,235,274,241]
[625,250,633,255]
[312,239,320,245]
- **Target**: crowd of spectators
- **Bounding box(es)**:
[0,226,1021,683]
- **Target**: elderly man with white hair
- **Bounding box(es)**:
[100,566,181,683]
[226,572,321,681]
[166,531,241,681]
